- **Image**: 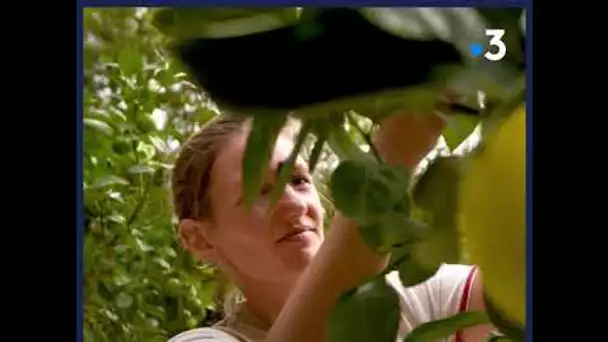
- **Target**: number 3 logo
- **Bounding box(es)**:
[485,29,507,61]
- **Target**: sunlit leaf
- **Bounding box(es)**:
[85,118,114,136]
[93,175,129,188]
[128,164,156,174]
[116,292,134,309]
[443,115,479,152]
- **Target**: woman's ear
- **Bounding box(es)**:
[177,219,216,263]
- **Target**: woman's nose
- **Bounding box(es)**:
[273,185,307,219]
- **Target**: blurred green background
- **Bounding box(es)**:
[84,7,340,341]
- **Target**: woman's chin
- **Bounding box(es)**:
[278,236,322,271]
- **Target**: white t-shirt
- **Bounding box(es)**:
[168,264,478,342]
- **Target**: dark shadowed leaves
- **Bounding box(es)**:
[359,213,427,255]
[397,253,440,287]
[483,294,525,342]
[327,278,401,342]
[403,311,490,342]
[413,156,461,232]
[411,229,461,270]
[410,157,462,267]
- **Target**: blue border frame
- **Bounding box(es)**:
[525,4,533,342]
[77,1,532,341]
[76,4,84,342]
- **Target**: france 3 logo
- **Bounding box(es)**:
[469,29,507,62]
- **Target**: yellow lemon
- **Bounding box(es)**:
[458,104,526,326]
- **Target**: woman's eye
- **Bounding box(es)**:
[291,175,311,187]
[260,183,273,195]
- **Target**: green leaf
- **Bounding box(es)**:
[128,165,156,174]
[446,65,523,105]
[410,157,463,266]
[93,175,129,188]
[330,159,409,221]
[327,278,401,342]
[443,115,479,152]
[116,292,134,309]
[83,234,95,273]
[359,213,426,254]
[118,46,142,76]
[107,214,126,225]
[486,332,514,342]
[84,118,114,136]
[152,8,300,41]
[269,120,312,209]
[308,123,329,174]
[360,8,450,41]
[483,294,525,342]
[324,114,368,161]
[242,114,288,210]
[403,311,490,342]
[296,82,449,123]
[397,254,439,287]
[153,257,171,270]
[412,156,461,229]
[411,229,461,269]
[480,75,525,141]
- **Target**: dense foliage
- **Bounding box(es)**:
[83,7,525,342]
[84,8,223,341]
[84,8,340,341]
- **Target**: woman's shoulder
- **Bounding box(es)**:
[385,263,478,334]
[385,263,476,296]
[167,327,243,342]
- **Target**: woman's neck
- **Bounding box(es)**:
[237,275,299,327]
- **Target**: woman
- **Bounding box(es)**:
[168,110,494,342]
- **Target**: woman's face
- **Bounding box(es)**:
[206,129,325,284]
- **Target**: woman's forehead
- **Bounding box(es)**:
[210,131,305,187]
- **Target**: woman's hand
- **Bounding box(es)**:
[373,112,445,169]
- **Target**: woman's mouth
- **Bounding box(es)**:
[277,227,315,243]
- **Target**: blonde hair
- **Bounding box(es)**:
[171,113,250,222]
[171,113,301,222]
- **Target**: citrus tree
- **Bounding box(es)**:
[84,8,222,341]
[152,7,526,342]
[83,7,526,342]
